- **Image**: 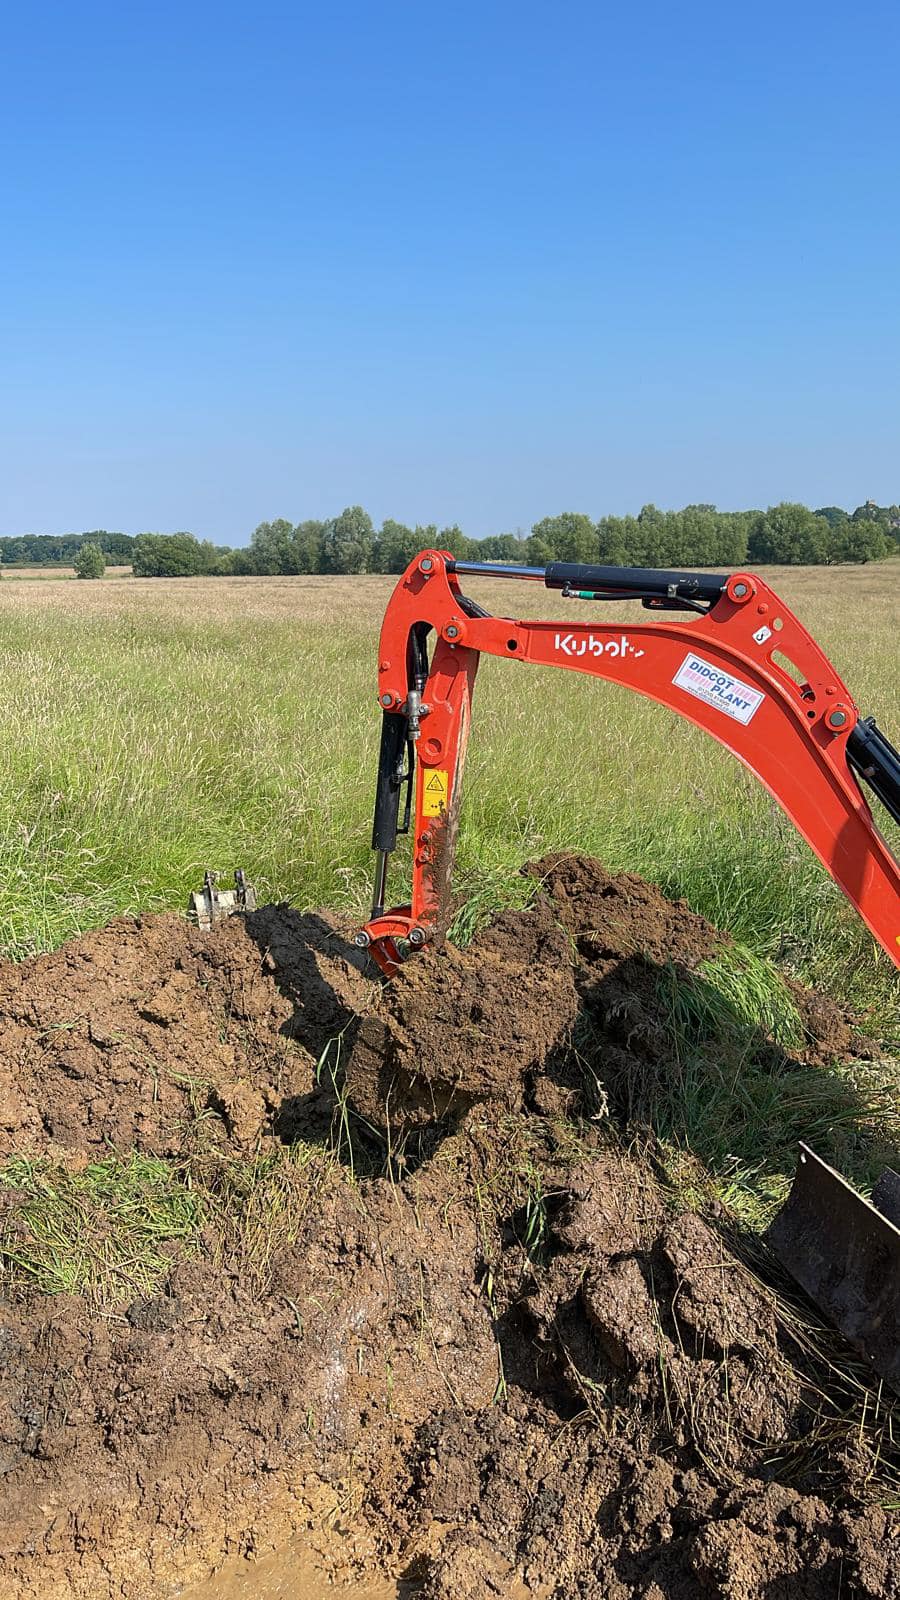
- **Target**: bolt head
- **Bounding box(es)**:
[827,709,848,729]
[419,557,434,573]
[354,931,371,949]
[380,693,394,708]
[408,927,426,947]
[446,625,459,640]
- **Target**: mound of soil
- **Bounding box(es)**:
[0,854,857,1169]
[0,856,892,1600]
[0,904,368,1161]
[346,854,859,1141]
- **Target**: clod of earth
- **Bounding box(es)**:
[345,898,579,1134]
[0,855,894,1600]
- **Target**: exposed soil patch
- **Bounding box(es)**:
[0,857,894,1599]
[0,905,367,1162]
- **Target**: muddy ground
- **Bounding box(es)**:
[0,855,896,1599]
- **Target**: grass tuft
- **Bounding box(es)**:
[672,943,805,1052]
[201,1143,335,1292]
[608,947,900,1230]
[0,1142,344,1305]
[0,1154,203,1302]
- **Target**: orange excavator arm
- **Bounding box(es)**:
[358,551,900,980]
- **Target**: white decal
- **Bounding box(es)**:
[673,652,764,726]
[554,632,645,660]
[752,625,772,645]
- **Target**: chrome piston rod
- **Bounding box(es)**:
[447,560,546,581]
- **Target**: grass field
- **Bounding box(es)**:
[0,564,133,581]
[0,563,897,1030]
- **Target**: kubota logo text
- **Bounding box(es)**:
[554,633,645,659]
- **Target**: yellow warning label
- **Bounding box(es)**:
[422,769,449,817]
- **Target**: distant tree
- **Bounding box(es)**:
[12,534,69,563]
[226,547,257,576]
[832,520,890,563]
[291,519,327,573]
[7,497,893,581]
[850,500,885,523]
[524,533,555,565]
[374,519,420,573]
[411,523,437,560]
[437,523,473,560]
[101,532,135,562]
[80,530,135,562]
[132,533,204,577]
[74,542,106,579]
[530,513,596,563]
[668,506,713,564]
[625,505,670,566]
[747,504,833,565]
[479,532,529,561]
[321,506,374,574]
[712,512,752,565]
[0,531,135,566]
[250,519,294,575]
[656,506,749,566]
[193,539,235,575]
[848,501,900,545]
[596,517,633,565]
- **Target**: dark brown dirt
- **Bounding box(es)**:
[346,897,579,1135]
[527,852,859,1068]
[0,856,894,1600]
[0,904,368,1162]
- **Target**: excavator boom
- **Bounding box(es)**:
[360,551,900,976]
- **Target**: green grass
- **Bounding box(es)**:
[0,564,895,1246]
[0,562,894,1524]
[0,1154,203,1300]
[667,943,806,1051]
[0,566,895,1032]
[631,946,900,1227]
[200,1143,334,1292]
[0,1143,338,1306]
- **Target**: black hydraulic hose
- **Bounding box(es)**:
[847,718,900,829]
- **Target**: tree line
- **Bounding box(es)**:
[3,501,898,577]
[0,531,137,565]
[226,499,900,576]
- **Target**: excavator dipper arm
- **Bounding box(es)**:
[359,551,900,979]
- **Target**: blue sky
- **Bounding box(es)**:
[1,1,898,544]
